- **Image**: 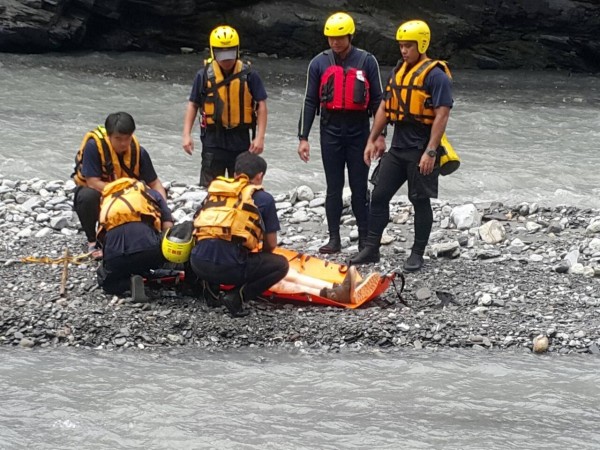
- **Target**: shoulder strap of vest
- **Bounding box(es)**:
[356,49,369,70]
[412,59,436,79]
[323,49,336,67]
[205,61,252,94]
[433,60,453,79]
[118,139,139,178]
[95,127,115,179]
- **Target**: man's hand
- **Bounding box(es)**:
[182,134,194,155]
[249,136,265,154]
[419,151,436,175]
[298,140,310,163]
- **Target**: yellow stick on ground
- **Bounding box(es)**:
[59,247,70,298]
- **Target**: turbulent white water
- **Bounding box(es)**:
[1,52,600,448]
[1,348,599,449]
[1,52,599,207]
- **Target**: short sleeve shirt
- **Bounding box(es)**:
[102,189,172,261]
[81,139,158,183]
[388,66,453,150]
[188,63,268,151]
[191,188,280,266]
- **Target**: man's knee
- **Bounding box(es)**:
[268,254,289,282]
[74,187,101,210]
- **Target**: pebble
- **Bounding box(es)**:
[0,178,599,355]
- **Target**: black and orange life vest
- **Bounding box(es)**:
[319,49,370,112]
[385,58,452,125]
[72,126,141,186]
[202,59,256,129]
[97,178,162,236]
[193,175,264,251]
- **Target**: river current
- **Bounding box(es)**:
[1,52,600,448]
[1,52,600,207]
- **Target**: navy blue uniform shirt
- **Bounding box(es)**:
[387,66,453,150]
[81,139,159,184]
[102,189,172,261]
[188,62,267,151]
[191,189,280,266]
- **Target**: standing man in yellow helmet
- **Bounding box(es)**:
[349,20,453,272]
[297,12,385,255]
[182,25,268,187]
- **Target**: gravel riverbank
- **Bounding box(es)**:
[1,178,599,354]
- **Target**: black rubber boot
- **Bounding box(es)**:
[319,233,341,254]
[220,286,250,317]
[403,251,424,272]
[349,246,380,265]
[349,231,381,265]
[202,281,221,307]
[358,228,368,252]
[130,275,151,303]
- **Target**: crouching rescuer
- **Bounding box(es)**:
[96,178,174,297]
[189,152,289,317]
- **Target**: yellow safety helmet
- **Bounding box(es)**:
[324,12,355,37]
[161,222,194,264]
[209,25,240,60]
[396,20,431,54]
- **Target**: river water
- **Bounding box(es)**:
[1,348,599,449]
[1,52,600,448]
[1,52,600,207]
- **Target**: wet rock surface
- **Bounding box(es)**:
[1,178,599,354]
[1,0,599,72]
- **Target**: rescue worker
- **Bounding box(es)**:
[349,20,454,272]
[190,152,288,317]
[96,178,174,297]
[297,12,385,254]
[72,112,167,259]
[182,25,268,187]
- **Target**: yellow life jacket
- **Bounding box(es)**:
[202,59,256,129]
[193,175,264,250]
[97,178,162,236]
[385,59,452,125]
[72,126,141,186]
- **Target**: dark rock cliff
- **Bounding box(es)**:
[1,0,599,72]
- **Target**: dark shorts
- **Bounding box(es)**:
[371,147,439,200]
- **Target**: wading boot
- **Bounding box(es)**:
[130,275,150,303]
[349,231,381,265]
[220,286,250,317]
[403,250,424,272]
[319,266,357,303]
[202,280,221,307]
[358,228,368,252]
[319,233,341,254]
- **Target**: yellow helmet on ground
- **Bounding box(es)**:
[209,25,240,60]
[396,20,431,54]
[324,12,355,37]
[162,221,194,264]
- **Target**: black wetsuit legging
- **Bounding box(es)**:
[73,186,102,243]
[319,115,370,235]
[369,147,437,254]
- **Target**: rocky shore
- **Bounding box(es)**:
[1,178,599,355]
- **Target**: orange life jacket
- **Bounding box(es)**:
[385,59,452,125]
[202,59,256,129]
[72,126,141,186]
[193,175,264,250]
[97,178,162,237]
